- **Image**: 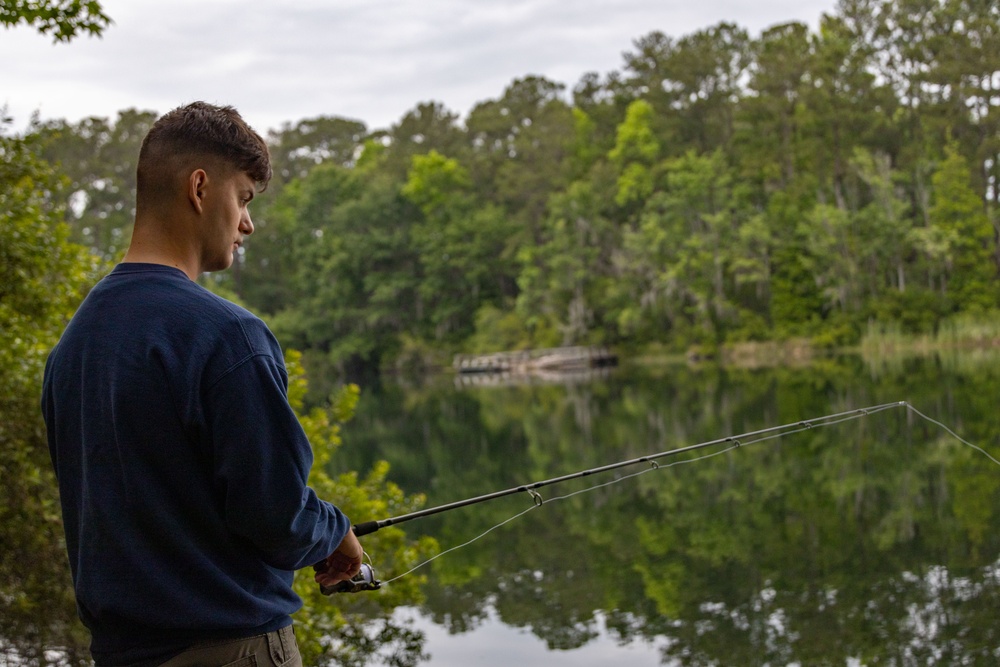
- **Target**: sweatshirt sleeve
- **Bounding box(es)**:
[204,352,351,571]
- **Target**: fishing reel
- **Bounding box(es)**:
[319,561,381,595]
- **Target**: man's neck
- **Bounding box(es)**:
[123,221,199,280]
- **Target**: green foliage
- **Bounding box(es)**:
[927,144,997,311]
[1,0,111,41]
[466,304,535,354]
[282,350,438,666]
[667,22,751,152]
[33,109,157,261]
[267,115,368,186]
[0,127,107,665]
[244,164,422,376]
[609,99,659,207]
[21,0,1000,375]
[402,150,471,214]
[516,178,618,346]
[466,76,576,244]
[404,150,514,345]
[0,134,104,385]
[866,289,950,335]
[614,149,746,346]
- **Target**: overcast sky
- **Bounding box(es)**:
[3,0,837,135]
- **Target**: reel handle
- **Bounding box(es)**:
[319,562,381,595]
[313,525,381,594]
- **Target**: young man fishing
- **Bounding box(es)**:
[42,101,362,667]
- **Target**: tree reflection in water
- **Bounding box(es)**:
[339,353,1000,665]
[6,354,1000,665]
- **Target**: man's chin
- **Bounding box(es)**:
[202,256,235,274]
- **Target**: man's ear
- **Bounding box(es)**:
[187,169,209,213]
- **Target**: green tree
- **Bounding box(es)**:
[403,151,515,343]
[799,204,865,314]
[122,0,1000,364]
[868,0,957,213]
[618,30,676,108]
[0,126,107,666]
[33,109,157,261]
[737,22,813,191]
[266,115,369,185]
[465,76,576,242]
[766,194,827,338]
[248,163,423,378]
[616,150,744,346]
[666,22,751,154]
[608,99,660,209]
[804,13,892,208]
[1,0,111,41]
[571,71,630,160]
[516,177,618,346]
[2,4,111,660]
[851,148,912,291]
[380,101,467,180]
[941,0,1000,212]
[927,144,997,311]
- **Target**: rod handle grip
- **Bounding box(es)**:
[353,521,380,537]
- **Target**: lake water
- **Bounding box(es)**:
[5,352,1000,666]
[335,352,1000,666]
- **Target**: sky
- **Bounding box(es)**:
[2,0,838,136]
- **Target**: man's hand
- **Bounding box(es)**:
[313,529,363,586]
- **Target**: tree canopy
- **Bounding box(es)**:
[1,0,111,41]
[27,0,1000,379]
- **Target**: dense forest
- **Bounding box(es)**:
[22,0,1000,382]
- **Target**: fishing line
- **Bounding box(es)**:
[382,505,539,585]
[905,403,1000,467]
[367,401,998,588]
[379,445,745,584]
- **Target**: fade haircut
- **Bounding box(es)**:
[136,102,272,212]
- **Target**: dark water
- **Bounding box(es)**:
[336,352,1000,666]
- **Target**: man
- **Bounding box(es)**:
[42,102,362,667]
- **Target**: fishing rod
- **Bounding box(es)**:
[322,401,910,594]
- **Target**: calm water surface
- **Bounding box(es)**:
[336,352,1000,666]
[7,353,1000,666]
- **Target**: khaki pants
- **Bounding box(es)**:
[157,625,301,667]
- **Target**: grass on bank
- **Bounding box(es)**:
[860,313,1000,357]
[629,312,1000,371]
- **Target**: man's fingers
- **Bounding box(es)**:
[313,530,364,587]
[314,566,360,586]
[314,553,362,583]
[323,553,360,572]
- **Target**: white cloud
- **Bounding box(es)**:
[1,0,835,134]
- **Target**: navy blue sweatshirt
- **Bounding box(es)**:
[41,263,351,666]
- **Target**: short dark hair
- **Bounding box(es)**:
[136,102,272,207]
